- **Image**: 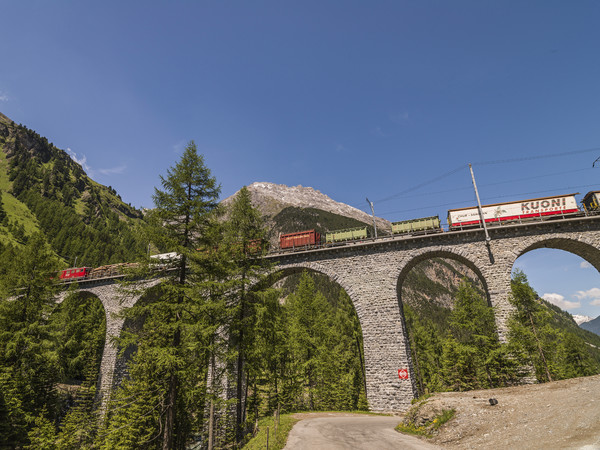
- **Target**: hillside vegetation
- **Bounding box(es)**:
[404,270,600,397]
[0,115,598,449]
[0,112,147,266]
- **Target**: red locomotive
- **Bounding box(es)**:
[59,267,92,280]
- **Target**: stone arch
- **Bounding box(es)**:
[510,235,600,273]
[262,262,356,302]
[255,261,371,407]
[394,247,495,392]
[56,280,162,416]
[395,247,491,308]
[262,261,364,332]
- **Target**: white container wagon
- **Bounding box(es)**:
[448,193,580,229]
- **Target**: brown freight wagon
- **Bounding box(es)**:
[279,230,321,250]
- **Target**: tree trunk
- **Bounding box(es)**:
[236,276,247,443]
[355,335,368,399]
[529,312,552,382]
[163,371,178,450]
[207,349,216,450]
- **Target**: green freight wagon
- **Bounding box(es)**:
[325,226,369,244]
[392,216,441,234]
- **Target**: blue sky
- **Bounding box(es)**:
[1,1,600,317]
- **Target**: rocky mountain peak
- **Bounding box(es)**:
[223,181,391,231]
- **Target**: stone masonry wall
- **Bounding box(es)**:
[64,215,600,415]
[267,215,600,412]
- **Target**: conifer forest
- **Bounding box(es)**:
[0,140,599,449]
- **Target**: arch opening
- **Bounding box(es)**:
[113,284,165,390]
[510,240,600,383]
[396,253,503,396]
[48,291,107,414]
[250,267,369,413]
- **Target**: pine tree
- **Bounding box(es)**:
[0,234,61,447]
[509,270,555,382]
[104,141,220,449]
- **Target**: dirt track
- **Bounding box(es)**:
[425,374,600,449]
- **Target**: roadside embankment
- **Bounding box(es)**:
[414,374,600,449]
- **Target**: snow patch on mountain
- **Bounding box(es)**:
[223,182,391,230]
[573,314,593,325]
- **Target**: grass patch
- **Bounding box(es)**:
[395,408,455,438]
[244,414,298,450]
[430,408,455,432]
[411,393,432,405]
[243,410,380,449]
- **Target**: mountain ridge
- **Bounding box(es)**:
[223,182,391,232]
[0,111,146,265]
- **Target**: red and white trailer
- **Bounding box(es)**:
[448,193,580,229]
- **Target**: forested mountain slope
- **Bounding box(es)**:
[0,112,147,266]
[580,314,600,336]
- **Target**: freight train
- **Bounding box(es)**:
[59,262,140,281]
[276,191,599,251]
[59,191,600,269]
[58,253,177,282]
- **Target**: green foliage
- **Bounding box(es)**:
[508,270,599,383]
[0,116,146,266]
[49,292,106,382]
[0,235,62,447]
[397,396,455,438]
[272,206,370,238]
[243,413,299,450]
[102,142,222,449]
[406,279,520,396]
[274,272,367,413]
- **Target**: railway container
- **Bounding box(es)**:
[325,226,369,244]
[448,193,580,229]
[59,267,92,280]
[392,216,441,234]
[582,191,600,212]
[280,230,321,249]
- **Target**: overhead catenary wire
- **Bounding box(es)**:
[369,146,599,208]
[374,167,594,206]
[472,146,600,166]
[378,183,599,218]
[374,164,468,204]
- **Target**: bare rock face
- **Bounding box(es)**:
[222,181,391,231]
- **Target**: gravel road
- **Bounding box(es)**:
[283,375,600,449]
[283,413,439,450]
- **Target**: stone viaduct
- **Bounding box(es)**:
[61,214,600,414]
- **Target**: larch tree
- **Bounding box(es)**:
[104,141,220,449]
[151,140,220,449]
[222,186,272,444]
[508,270,554,383]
